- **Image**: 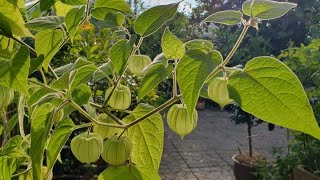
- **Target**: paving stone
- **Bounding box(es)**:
[159,109,288,180]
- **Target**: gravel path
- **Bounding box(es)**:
[159,108,288,180]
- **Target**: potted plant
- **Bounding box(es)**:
[230,104,271,180]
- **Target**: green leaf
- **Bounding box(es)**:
[110,36,136,74]
[25,16,65,31]
[61,0,86,5]
[177,49,222,117]
[138,63,173,100]
[0,157,18,180]
[6,114,18,135]
[98,165,160,180]
[134,3,180,37]
[40,0,55,11]
[51,58,97,90]
[71,84,91,105]
[29,55,45,74]
[0,124,2,136]
[93,12,125,28]
[123,104,164,171]
[0,0,33,37]
[30,103,54,180]
[47,117,74,170]
[202,10,243,25]
[94,0,132,14]
[185,39,214,51]
[65,6,85,43]
[162,27,185,60]
[0,46,30,95]
[242,0,297,20]
[92,61,115,81]
[35,29,64,71]
[0,136,25,157]
[228,56,320,139]
[54,1,73,17]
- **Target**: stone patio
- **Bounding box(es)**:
[159,108,288,180]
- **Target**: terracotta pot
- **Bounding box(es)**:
[196,101,206,110]
[232,155,258,180]
[293,166,320,180]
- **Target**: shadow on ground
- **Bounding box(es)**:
[159,108,288,180]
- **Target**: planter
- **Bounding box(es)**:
[293,166,320,180]
[232,155,258,180]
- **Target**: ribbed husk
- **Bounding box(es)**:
[53,109,64,126]
[101,136,133,166]
[167,104,198,139]
[0,85,14,111]
[127,55,152,76]
[105,85,131,110]
[70,133,103,164]
[93,114,120,139]
[208,77,233,109]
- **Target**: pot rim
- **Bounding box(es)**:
[232,154,254,168]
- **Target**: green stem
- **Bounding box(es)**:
[1,109,7,147]
[11,168,32,178]
[221,24,250,67]
[173,59,178,96]
[70,101,126,129]
[126,95,181,128]
[26,0,40,11]
[40,69,47,85]
[18,95,29,144]
[73,123,91,130]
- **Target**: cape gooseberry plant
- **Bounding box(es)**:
[0,0,318,179]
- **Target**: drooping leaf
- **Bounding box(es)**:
[65,6,85,43]
[202,10,243,25]
[61,0,86,5]
[0,135,24,157]
[123,104,164,171]
[92,61,115,81]
[162,27,185,60]
[242,0,297,20]
[93,12,125,28]
[54,1,73,17]
[177,49,222,117]
[228,56,320,139]
[94,0,132,14]
[134,3,180,37]
[25,16,65,31]
[0,0,33,37]
[71,84,91,105]
[0,157,18,180]
[29,55,45,74]
[30,103,54,180]
[0,46,30,95]
[35,29,64,71]
[47,117,74,170]
[40,0,55,11]
[109,36,136,74]
[185,39,214,51]
[98,165,160,180]
[138,63,173,100]
[51,58,97,90]
[6,114,18,135]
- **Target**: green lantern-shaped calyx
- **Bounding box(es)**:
[208,77,233,109]
[93,113,120,139]
[70,132,103,164]
[101,136,132,166]
[0,85,14,110]
[127,55,152,76]
[105,85,131,110]
[167,104,198,139]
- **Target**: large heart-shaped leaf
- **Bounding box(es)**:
[30,103,54,180]
[0,46,30,95]
[228,56,320,139]
[98,165,160,180]
[94,0,132,13]
[177,49,222,117]
[202,10,243,25]
[242,0,297,20]
[134,3,180,37]
[0,0,33,37]
[123,104,164,171]
[35,29,64,71]
[162,27,185,60]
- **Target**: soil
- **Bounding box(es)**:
[235,153,265,166]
